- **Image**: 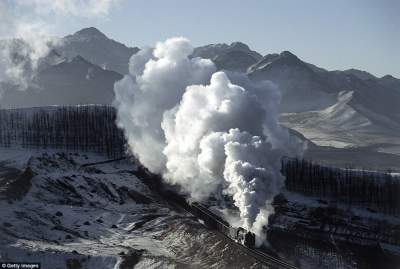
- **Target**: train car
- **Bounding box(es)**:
[190,202,256,249]
[236,227,256,248]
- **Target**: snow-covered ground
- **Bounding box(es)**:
[267,191,400,269]
[280,91,400,149]
[0,148,264,269]
[1,148,398,268]
[270,190,400,251]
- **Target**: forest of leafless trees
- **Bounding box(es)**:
[0,105,125,157]
[282,158,400,216]
[0,105,398,215]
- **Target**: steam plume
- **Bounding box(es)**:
[114,37,303,244]
[15,0,121,18]
[114,38,216,172]
[0,22,57,90]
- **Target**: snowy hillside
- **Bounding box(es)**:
[247,51,337,112]
[0,104,398,268]
[0,149,263,269]
[280,91,400,148]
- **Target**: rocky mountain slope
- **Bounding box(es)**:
[0,55,122,108]
[54,27,139,75]
[191,42,262,72]
[248,51,338,112]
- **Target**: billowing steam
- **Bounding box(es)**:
[14,0,121,18]
[0,22,57,90]
[114,37,303,244]
[114,38,216,172]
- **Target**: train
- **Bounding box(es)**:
[134,166,257,249]
[190,202,256,248]
[92,163,296,267]
[190,202,300,269]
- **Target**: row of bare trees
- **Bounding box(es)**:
[2,106,398,215]
[0,105,125,158]
[282,158,400,216]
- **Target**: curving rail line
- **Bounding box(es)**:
[191,203,299,269]
[81,157,127,167]
[81,158,299,269]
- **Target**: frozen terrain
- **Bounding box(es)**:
[267,190,400,269]
[0,148,265,269]
[280,90,400,149]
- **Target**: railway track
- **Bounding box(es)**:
[191,203,299,269]
[83,160,299,268]
[81,157,127,167]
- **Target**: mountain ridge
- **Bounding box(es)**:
[55,27,140,75]
[1,27,399,151]
[0,53,122,108]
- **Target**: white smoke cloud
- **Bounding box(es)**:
[114,37,216,173]
[114,37,303,244]
[0,1,61,90]
[0,22,58,90]
[15,0,121,18]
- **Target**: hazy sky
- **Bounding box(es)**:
[6,0,400,77]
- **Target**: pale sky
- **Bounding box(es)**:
[5,0,400,77]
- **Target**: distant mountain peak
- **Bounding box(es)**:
[280,50,297,58]
[381,74,398,80]
[379,74,400,92]
[248,51,304,74]
[73,27,106,38]
[57,27,139,74]
[230,42,251,51]
[191,41,262,72]
[343,68,377,81]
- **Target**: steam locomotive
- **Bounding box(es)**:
[135,167,256,248]
[191,202,256,248]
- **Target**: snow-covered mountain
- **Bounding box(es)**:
[0,149,263,268]
[280,90,400,148]
[54,27,139,75]
[237,49,400,149]
[195,43,400,133]
[0,55,122,108]
[248,51,338,112]
[286,74,400,148]
[1,27,399,152]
